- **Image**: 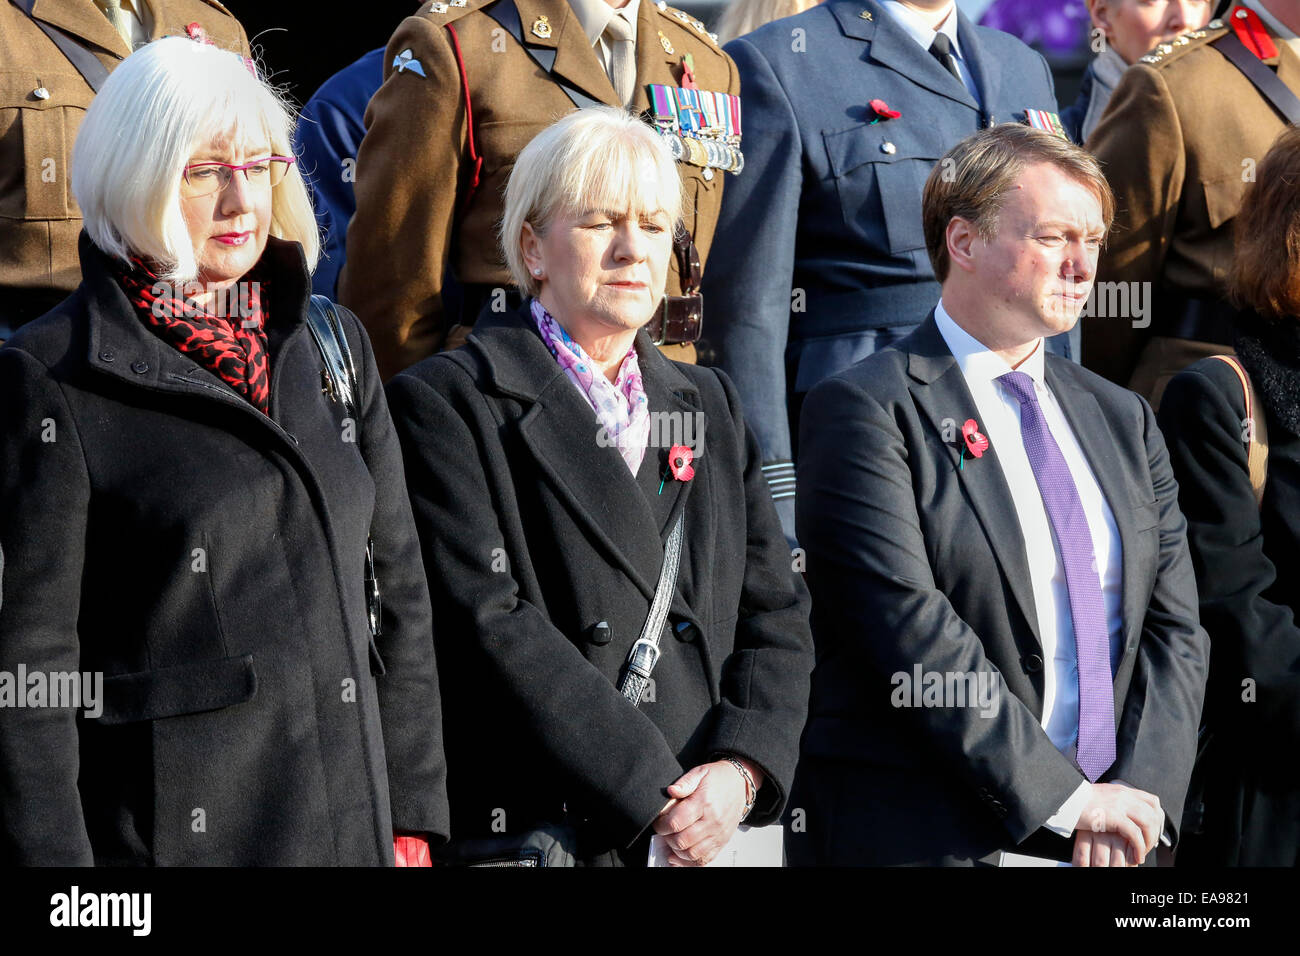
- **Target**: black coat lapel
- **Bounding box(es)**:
[904,316,1043,650]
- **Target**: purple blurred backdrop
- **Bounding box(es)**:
[979,0,1092,57]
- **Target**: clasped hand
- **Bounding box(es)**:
[1072,782,1165,867]
[652,759,758,867]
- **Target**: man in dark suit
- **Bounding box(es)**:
[789,124,1209,866]
[700,0,1066,539]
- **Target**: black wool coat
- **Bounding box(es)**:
[385,302,814,862]
[0,235,449,865]
[1159,355,1300,867]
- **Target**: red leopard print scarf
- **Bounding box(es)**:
[115,256,271,415]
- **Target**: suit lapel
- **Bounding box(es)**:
[513,0,621,107]
[905,316,1043,650]
[831,0,979,110]
[29,0,132,58]
[1045,364,1145,659]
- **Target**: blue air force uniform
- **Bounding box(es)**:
[700,0,1062,537]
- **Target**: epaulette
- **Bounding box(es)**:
[1137,18,1228,66]
[653,0,721,48]
[417,0,496,27]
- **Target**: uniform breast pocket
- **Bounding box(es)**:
[0,70,93,221]
[823,121,947,256]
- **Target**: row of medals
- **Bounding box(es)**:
[663,129,744,175]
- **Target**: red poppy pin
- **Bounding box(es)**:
[960,418,988,470]
[669,444,695,482]
[869,99,901,123]
[185,22,210,43]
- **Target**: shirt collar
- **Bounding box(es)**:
[881,0,964,58]
[568,0,641,47]
[934,299,1046,389]
[1241,0,1298,41]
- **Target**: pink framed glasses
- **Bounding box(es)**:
[181,156,296,197]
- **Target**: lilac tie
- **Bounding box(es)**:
[997,370,1116,782]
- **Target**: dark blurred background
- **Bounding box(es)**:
[225,0,1229,113]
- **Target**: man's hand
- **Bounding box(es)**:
[1073,831,1133,867]
[1072,783,1164,866]
[652,760,750,866]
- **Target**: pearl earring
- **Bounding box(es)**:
[532,268,542,276]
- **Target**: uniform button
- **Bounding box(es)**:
[32,87,50,100]
[99,349,115,362]
[880,141,896,155]
[1022,653,1044,674]
[131,360,149,374]
[674,621,700,643]
[702,167,714,181]
[589,621,612,646]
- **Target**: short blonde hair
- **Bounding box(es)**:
[73,36,319,283]
[500,107,684,297]
[922,124,1115,283]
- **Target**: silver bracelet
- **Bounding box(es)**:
[724,756,758,821]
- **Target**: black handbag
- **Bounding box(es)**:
[437,516,685,867]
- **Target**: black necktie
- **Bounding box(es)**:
[929,33,964,84]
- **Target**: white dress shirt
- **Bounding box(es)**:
[935,302,1124,833]
[881,0,982,106]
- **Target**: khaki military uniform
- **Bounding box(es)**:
[1084,13,1300,406]
[0,0,250,336]
[340,0,740,380]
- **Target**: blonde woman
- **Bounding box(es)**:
[387,107,814,867]
[0,37,447,865]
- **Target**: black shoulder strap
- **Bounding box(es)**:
[306,293,359,418]
[483,0,606,111]
[9,0,112,92]
[1212,30,1300,125]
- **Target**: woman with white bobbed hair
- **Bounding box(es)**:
[386,107,814,867]
[0,36,448,866]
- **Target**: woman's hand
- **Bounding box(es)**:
[652,758,760,866]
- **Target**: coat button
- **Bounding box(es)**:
[589,621,612,646]
[131,360,149,374]
[702,166,714,181]
[32,87,50,100]
[99,349,115,362]
[1022,653,1044,674]
[674,621,700,643]
[880,141,896,155]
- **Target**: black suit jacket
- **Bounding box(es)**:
[384,302,814,861]
[790,315,1208,865]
